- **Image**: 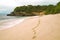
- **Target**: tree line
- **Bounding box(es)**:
[7,2,60,16]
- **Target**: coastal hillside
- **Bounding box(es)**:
[7,2,60,16]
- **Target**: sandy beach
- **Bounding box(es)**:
[0,14,60,40]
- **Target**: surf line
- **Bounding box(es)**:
[32,16,40,40]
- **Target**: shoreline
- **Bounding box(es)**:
[0,16,39,40]
[0,16,39,30]
[0,18,25,30]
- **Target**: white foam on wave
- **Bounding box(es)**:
[0,18,25,30]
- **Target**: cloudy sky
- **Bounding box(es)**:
[0,0,60,7]
[0,0,60,14]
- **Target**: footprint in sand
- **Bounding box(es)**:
[32,16,40,40]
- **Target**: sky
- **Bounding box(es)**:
[0,0,60,7]
[0,0,60,14]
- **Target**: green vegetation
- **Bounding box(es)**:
[14,5,47,13]
[7,2,60,16]
[45,2,60,15]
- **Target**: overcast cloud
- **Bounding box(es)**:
[0,0,60,7]
[0,0,60,14]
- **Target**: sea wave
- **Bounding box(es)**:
[0,18,25,30]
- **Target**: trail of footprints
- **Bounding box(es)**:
[32,16,40,40]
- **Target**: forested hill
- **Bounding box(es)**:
[7,2,60,16]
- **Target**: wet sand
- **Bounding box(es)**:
[0,14,60,40]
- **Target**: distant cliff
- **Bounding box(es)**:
[7,2,60,16]
[7,12,38,16]
[7,5,47,16]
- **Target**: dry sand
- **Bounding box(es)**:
[0,14,60,40]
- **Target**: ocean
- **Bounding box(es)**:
[0,16,25,30]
